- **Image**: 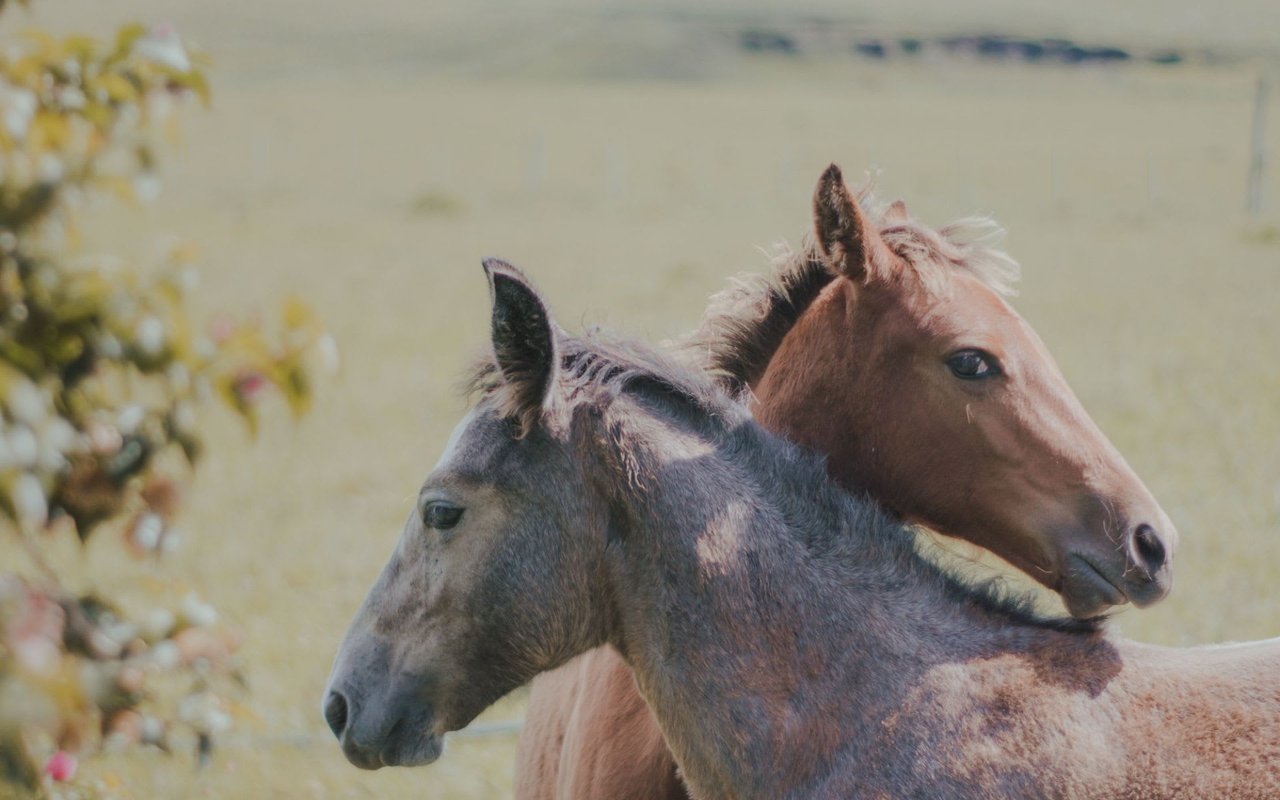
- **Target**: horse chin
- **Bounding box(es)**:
[1059,554,1128,618]
[378,731,444,768]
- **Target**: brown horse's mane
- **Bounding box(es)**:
[686,190,1021,393]
[683,241,834,395]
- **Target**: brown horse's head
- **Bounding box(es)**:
[750,165,1175,618]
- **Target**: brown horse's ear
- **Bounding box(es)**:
[482,258,558,428]
[884,200,910,225]
[813,164,894,282]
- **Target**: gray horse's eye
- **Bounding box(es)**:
[423,501,464,531]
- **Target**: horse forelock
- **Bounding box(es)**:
[880,210,1022,299]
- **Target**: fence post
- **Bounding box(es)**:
[1145,149,1159,210]
[1049,149,1064,210]
[1248,74,1269,217]
[527,133,547,197]
[605,142,626,202]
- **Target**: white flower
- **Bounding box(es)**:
[100,620,138,649]
[135,315,166,355]
[35,442,66,473]
[145,90,174,124]
[87,422,123,455]
[167,363,191,394]
[98,334,124,360]
[12,473,47,527]
[194,337,217,361]
[140,715,165,744]
[6,426,39,468]
[7,381,47,426]
[132,513,164,552]
[14,632,60,677]
[132,23,191,72]
[117,404,145,434]
[0,80,36,140]
[181,593,218,628]
[171,400,196,434]
[193,375,213,403]
[32,265,58,293]
[150,640,180,670]
[180,692,231,734]
[56,86,86,110]
[37,153,64,183]
[175,265,200,293]
[316,333,341,374]
[39,417,85,456]
[89,628,124,659]
[106,293,139,325]
[160,527,182,555]
[140,608,176,641]
[117,102,141,127]
[207,707,232,735]
[133,172,162,203]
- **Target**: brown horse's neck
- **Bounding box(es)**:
[751,278,883,501]
[597,400,1094,798]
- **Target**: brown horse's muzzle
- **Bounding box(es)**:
[1058,501,1176,618]
[1126,522,1174,597]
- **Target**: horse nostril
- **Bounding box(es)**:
[324,690,349,739]
[1132,524,1166,576]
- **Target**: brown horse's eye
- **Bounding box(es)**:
[423,501,464,530]
[946,349,1001,381]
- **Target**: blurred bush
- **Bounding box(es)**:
[0,3,334,795]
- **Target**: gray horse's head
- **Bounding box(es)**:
[324,260,620,769]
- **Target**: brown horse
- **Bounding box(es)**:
[324,261,1278,798]
[515,165,1177,799]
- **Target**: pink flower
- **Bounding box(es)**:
[209,315,235,344]
[44,750,77,782]
[1,578,65,676]
[233,372,269,404]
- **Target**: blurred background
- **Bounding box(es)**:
[9,0,1280,796]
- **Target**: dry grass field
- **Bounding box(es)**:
[7,1,1280,797]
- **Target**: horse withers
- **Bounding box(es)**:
[325,261,1276,798]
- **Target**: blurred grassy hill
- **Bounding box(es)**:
[22,0,1280,83]
[5,1,1279,797]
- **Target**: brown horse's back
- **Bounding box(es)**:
[516,647,687,800]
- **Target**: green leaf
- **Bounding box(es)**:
[112,23,148,61]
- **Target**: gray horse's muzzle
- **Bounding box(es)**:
[324,634,443,768]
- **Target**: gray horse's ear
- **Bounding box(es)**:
[483,258,558,429]
[813,164,895,283]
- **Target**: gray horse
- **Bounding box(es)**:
[326,260,1279,799]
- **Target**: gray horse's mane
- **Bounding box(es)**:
[685,190,1021,393]
[467,329,744,433]
[467,329,1100,636]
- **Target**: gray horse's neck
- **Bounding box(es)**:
[600,397,1098,799]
